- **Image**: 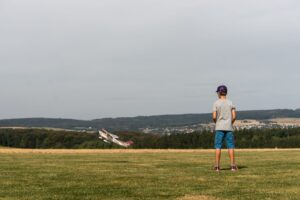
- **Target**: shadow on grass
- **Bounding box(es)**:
[221,166,247,171]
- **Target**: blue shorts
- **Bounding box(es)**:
[214,131,235,149]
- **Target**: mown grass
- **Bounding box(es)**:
[0,149,299,200]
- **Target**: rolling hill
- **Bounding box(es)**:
[0,109,299,131]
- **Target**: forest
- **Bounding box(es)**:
[0,127,299,149]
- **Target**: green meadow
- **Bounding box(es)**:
[0,149,299,200]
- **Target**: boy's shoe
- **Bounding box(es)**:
[214,166,220,172]
[231,165,238,172]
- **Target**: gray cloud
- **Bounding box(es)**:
[0,0,299,119]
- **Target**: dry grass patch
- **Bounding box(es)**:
[178,195,219,200]
[0,148,299,154]
[0,149,213,154]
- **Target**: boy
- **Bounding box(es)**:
[212,85,238,172]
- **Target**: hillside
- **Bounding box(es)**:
[0,109,299,131]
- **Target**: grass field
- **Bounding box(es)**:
[0,149,299,200]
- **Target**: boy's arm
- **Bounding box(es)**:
[212,111,217,123]
[232,109,236,124]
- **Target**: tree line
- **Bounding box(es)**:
[0,129,115,149]
[0,127,299,149]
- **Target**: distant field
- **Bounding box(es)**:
[0,149,299,200]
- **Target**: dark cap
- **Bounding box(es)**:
[216,85,228,93]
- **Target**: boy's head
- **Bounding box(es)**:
[216,85,227,96]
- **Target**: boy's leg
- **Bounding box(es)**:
[225,132,237,166]
[228,149,235,166]
[215,149,221,166]
[214,131,224,166]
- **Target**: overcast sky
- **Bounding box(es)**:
[0,0,299,119]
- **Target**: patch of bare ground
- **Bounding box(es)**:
[178,195,219,200]
[0,148,299,154]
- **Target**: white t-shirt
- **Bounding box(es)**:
[213,99,236,131]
